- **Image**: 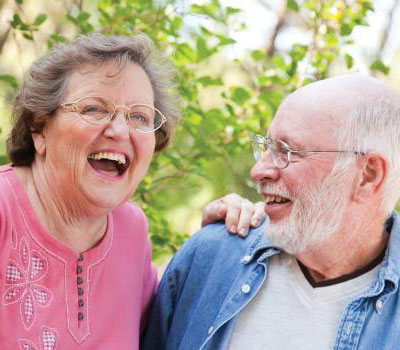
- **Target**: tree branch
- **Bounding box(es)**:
[266,0,287,57]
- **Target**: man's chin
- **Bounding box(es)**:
[264,220,318,255]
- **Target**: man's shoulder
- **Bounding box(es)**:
[169,221,268,270]
[190,221,266,247]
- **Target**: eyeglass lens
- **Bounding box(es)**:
[73,97,163,132]
[252,136,289,168]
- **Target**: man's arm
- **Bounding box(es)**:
[140,264,176,349]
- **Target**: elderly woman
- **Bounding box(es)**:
[0,33,261,349]
[0,33,175,349]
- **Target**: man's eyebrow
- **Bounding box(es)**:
[273,134,303,150]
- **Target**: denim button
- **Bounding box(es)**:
[376,299,384,313]
[242,255,251,263]
[208,326,214,335]
[346,323,352,335]
[241,284,251,294]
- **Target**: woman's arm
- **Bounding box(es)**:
[201,193,266,237]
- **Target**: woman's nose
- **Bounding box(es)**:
[103,110,130,140]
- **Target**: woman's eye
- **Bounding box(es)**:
[81,105,107,115]
[130,113,150,125]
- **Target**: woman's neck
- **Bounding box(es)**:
[14,164,108,253]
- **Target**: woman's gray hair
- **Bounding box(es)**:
[7,33,181,165]
[337,96,400,215]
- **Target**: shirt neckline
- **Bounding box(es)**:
[297,247,386,289]
[4,164,114,264]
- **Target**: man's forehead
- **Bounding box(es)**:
[266,74,395,146]
[267,93,343,148]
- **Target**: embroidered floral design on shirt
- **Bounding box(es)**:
[19,326,58,350]
[3,237,53,329]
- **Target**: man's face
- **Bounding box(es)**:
[251,91,355,254]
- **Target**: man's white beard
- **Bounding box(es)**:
[263,162,352,255]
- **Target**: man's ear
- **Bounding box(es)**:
[353,153,387,202]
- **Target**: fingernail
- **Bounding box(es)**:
[239,228,248,237]
[251,218,259,226]
[230,225,237,233]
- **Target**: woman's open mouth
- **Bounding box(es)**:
[87,152,130,177]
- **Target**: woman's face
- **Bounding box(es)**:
[33,60,156,213]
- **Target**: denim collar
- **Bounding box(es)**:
[240,221,281,264]
[241,211,400,292]
[369,211,400,295]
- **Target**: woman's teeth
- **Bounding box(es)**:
[88,152,126,165]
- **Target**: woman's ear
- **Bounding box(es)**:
[353,153,387,202]
[31,132,46,156]
[31,116,47,156]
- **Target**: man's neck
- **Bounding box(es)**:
[295,214,390,282]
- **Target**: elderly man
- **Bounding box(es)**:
[141,74,400,349]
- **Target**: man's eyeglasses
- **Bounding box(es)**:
[252,135,365,169]
[60,96,167,133]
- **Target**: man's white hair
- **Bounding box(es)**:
[337,97,400,215]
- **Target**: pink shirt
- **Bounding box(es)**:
[0,165,158,349]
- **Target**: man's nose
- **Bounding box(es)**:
[250,152,280,183]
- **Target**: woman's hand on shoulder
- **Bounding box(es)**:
[201,193,266,237]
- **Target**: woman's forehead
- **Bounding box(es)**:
[65,61,154,103]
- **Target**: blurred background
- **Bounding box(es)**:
[1,0,399,264]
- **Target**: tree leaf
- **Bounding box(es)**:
[226,7,241,15]
[0,74,18,88]
[340,22,353,36]
[324,33,339,47]
[231,87,251,106]
[10,14,23,29]
[345,54,354,69]
[197,76,223,87]
[0,154,9,166]
[196,37,214,60]
[22,32,33,40]
[273,55,286,70]
[287,0,299,12]
[216,34,236,46]
[34,14,47,26]
[370,59,390,75]
[251,50,266,61]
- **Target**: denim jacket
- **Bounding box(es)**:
[142,213,400,350]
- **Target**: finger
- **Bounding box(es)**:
[250,201,267,227]
[236,200,254,237]
[201,200,226,227]
[225,204,241,234]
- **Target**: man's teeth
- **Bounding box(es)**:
[88,152,126,165]
[266,195,289,204]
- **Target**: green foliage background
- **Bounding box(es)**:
[0,0,388,263]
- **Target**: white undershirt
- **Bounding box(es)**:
[228,252,380,350]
